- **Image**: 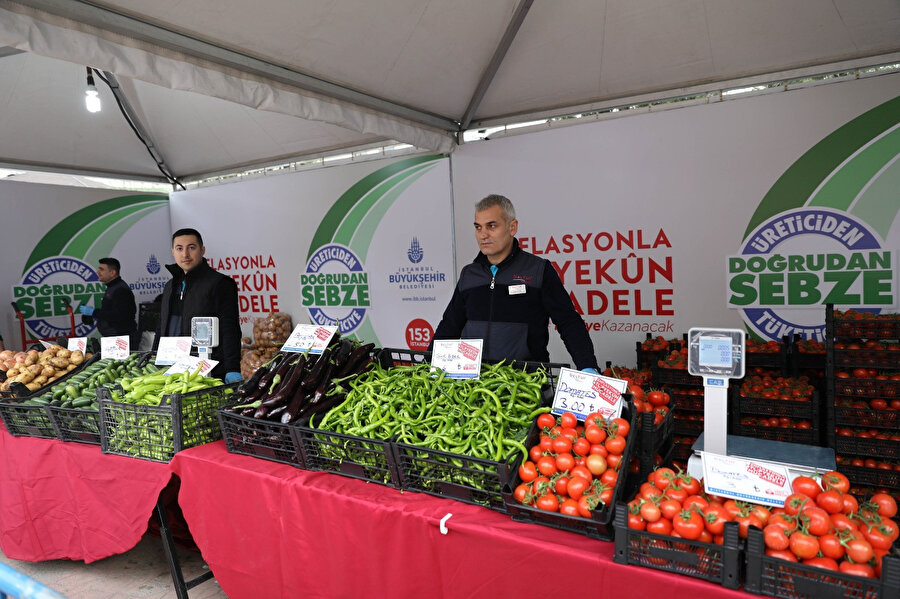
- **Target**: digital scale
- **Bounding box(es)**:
[190,317,219,361]
[685,327,835,494]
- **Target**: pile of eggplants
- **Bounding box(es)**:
[225,337,375,424]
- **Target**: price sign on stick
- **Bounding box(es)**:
[551,368,626,421]
[101,336,130,360]
[67,337,88,353]
[431,340,483,379]
[155,337,193,366]
[281,324,337,354]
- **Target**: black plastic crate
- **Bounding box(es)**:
[838,464,900,491]
[217,405,304,467]
[834,318,900,339]
[652,367,703,387]
[732,423,818,445]
[835,348,900,369]
[835,378,900,398]
[637,439,675,483]
[733,390,817,420]
[639,408,674,458]
[835,435,900,461]
[0,352,99,400]
[834,405,898,430]
[0,401,56,439]
[746,350,787,371]
[674,417,705,437]
[613,506,742,589]
[293,424,400,487]
[745,526,900,599]
[502,406,638,537]
[99,382,238,462]
[46,405,101,444]
[377,347,567,388]
[671,439,696,463]
[668,389,705,412]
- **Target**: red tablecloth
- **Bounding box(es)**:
[0,425,172,563]
[171,442,752,599]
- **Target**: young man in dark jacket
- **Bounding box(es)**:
[433,194,599,372]
[153,228,242,382]
[79,257,138,346]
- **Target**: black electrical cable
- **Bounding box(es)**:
[90,68,186,190]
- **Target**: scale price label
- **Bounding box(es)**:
[100,336,130,360]
[281,324,337,354]
[155,337,193,366]
[702,452,792,507]
[551,368,625,421]
[67,337,88,353]
[165,355,218,377]
[431,339,483,379]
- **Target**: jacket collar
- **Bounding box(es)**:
[165,257,211,280]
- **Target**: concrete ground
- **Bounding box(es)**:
[0,533,228,598]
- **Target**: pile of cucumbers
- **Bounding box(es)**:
[22,353,160,411]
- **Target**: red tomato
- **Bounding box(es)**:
[609,417,630,438]
[789,531,820,560]
[513,483,532,505]
[536,456,558,476]
[559,498,579,516]
[659,498,682,521]
[518,461,537,482]
[605,435,626,456]
[600,469,618,487]
[559,412,578,429]
[765,549,798,562]
[802,506,831,536]
[570,465,593,482]
[567,476,589,500]
[572,437,591,457]
[821,471,850,494]
[551,436,573,454]
[844,536,874,564]
[535,492,559,512]
[868,493,898,518]
[839,561,875,578]
[645,518,673,536]
[536,413,556,429]
[672,509,705,540]
[791,475,821,499]
[763,523,790,550]
[784,493,811,516]
[817,533,845,560]
[815,489,844,515]
[584,425,606,444]
[652,467,675,490]
[554,452,575,473]
[802,557,839,571]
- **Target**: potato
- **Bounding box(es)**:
[25,382,41,392]
[28,364,43,375]
[14,371,35,384]
[7,366,20,378]
[49,357,70,369]
[56,348,71,360]
[44,345,59,355]
[24,354,38,366]
[33,375,48,385]
[66,364,76,371]
[40,365,55,378]
[70,350,84,365]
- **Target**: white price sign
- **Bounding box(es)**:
[67,337,88,353]
[430,339,483,379]
[281,324,337,354]
[100,336,130,360]
[551,368,626,421]
[164,355,218,377]
[702,453,793,507]
[155,337,193,366]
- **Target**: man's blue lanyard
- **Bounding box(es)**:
[180,280,186,300]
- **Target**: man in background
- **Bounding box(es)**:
[79,257,138,346]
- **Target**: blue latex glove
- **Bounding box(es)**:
[79,305,94,316]
[224,371,242,384]
[581,367,599,375]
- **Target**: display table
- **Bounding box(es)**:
[0,424,171,563]
[171,442,751,599]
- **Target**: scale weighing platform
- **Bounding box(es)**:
[684,327,835,495]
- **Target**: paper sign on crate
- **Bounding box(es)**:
[155,337,193,366]
[165,355,218,377]
[67,337,88,353]
[702,452,792,507]
[100,336,130,360]
[431,339,483,379]
[281,324,337,354]
[551,368,626,421]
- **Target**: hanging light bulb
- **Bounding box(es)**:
[85,67,101,113]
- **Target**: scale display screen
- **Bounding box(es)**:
[688,327,745,379]
[191,316,219,348]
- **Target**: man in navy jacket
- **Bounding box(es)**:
[433,195,599,372]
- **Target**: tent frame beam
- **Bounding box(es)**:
[14,0,459,132]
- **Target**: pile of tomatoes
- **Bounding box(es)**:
[738,374,815,402]
[657,347,688,370]
[627,468,899,578]
[759,473,898,578]
[641,335,676,352]
[747,338,782,353]
[794,338,825,354]
[512,411,630,517]
[629,385,670,426]
[601,365,651,386]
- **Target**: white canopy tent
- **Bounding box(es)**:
[0,0,898,183]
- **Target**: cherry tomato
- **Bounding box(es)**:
[763,523,790,550]
[567,476,589,500]
[551,436,573,455]
[513,483,532,505]
[535,492,559,512]
[536,456,558,476]
[518,461,537,482]
[559,412,578,429]
[609,417,630,438]
[791,475,821,499]
[572,437,591,457]
[584,424,606,445]
[815,489,844,515]
[789,531,819,560]
[553,475,569,497]
[555,452,575,473]
[536,413,556,429]
[672,509,705,540]
[559,498,579,516]
[605,435,626,455]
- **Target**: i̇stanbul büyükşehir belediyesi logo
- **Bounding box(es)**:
[727,207,895,341]
[300,244,370,334]
[12,256,103,339]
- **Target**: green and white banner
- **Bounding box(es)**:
[169,155,454,350]
[1,181,170,347]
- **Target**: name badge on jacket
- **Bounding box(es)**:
[508,284,526,295]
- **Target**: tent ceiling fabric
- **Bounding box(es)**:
[0,0,899,181]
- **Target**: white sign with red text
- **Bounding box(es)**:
[100,336,130,360]
[431,339,483,379]
[164,355,218,377]
[281,324,337,354]
[155,336,193,366]
[702,452,793,507]
[67,337,88,353]
[552,368,625,421]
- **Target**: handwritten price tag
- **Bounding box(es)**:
[67,337,88,353]
[155,337,193,366]
[100,335,130,360]
[431,339,483,379]
[281,324,338,354]
[165,356,218,377]
[702,453,792,507]
[551,368,626,421]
